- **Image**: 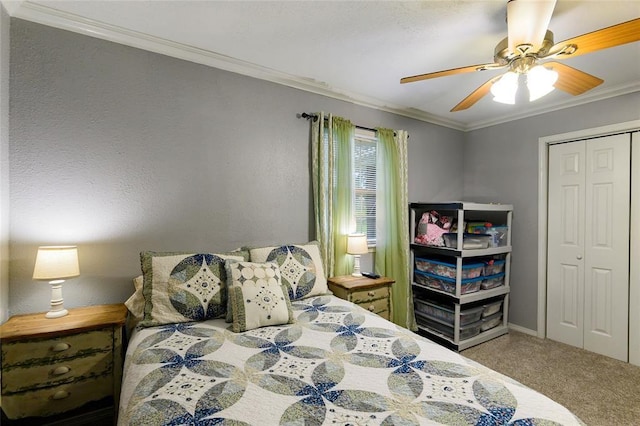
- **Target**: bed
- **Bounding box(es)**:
[118,245,583,425]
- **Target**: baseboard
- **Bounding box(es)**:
[508,323,538,336]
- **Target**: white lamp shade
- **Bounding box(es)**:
[527,65,558,101]
[33,246,80,280]
[347,234,368,255]
[491,72,519,105]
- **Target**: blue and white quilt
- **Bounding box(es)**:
[118,295,583,425]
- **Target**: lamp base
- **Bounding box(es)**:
[351,255,362,277]
[46,308,69,319]
[46,279,68,319]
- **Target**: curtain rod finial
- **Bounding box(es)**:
[298,112,318,122]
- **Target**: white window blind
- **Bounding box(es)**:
[353,129,377,245]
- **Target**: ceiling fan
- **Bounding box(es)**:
[400,0,640,112]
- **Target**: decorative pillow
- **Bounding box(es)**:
[124,275,145,318]
[226,261,294,332]
[140,251,247,327]
[249,241,328,300]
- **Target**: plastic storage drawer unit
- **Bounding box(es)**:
[442,233,491,249]
[415,313,481,340]
[480,312,503,331]
[414,300,483,326]
[482,300,503,318]
[415,258,484,279]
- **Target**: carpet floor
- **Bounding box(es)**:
[461,331,640,426]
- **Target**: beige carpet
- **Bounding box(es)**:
[461,331,640,426]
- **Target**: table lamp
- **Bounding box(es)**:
[347,234,368,277]
[33,246,80,319]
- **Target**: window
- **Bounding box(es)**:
[322,126,378,247]
[353,128,377,246]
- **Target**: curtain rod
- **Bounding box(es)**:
[298,112,380,134]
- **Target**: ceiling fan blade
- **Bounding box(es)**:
[400,63,504,84]
[507,0,556,54]
[450,75,502,112]
[547,18,640,59]
[545,61,603,95]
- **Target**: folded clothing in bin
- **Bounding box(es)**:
[415,257,484,279]
[414,270,482,295]
[483,259,506,276]
[481,273,505,290]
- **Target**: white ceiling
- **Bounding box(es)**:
[5,0,640,130]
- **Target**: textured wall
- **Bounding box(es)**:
[463,92,640,331]
[8,19,464,316]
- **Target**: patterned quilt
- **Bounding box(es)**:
[118,295,583,425]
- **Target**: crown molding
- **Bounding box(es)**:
[5,1,637,133]
[6,1,467,131]
[465,82,640,131]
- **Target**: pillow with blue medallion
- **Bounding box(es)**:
[249,241,328,301]
[226,260,294,332]
[140,250,248,327]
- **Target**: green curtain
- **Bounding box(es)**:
[311,112,355,277]
[375,128,416,330]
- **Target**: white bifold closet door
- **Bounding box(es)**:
[547,133,630,362]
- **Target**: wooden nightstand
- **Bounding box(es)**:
[328,275,395,320]
[0,304,127,423]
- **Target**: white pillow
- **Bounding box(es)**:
[226,261,294,332]
[124,275,144,318]
[249,241,328,300]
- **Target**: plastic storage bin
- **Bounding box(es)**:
[443,233,491,249]
[483,259,506,276]
[482,300,503,318]
[414,270,483,295]
[480,312,503,331]
[481,273,505,290]
[415,313,481,340]
[415,257,484,279]
[485,226,509,247]
[414,270,446,290]
[414,300,483,326]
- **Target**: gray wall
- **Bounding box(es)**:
[0,5,8,322]
[463,92,640,331]
[8,19,464,316]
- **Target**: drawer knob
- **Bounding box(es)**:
[368,305,375,312]
[52,342,71,352]
[51,390,70,400]
[367,291,376,297]
[52,366,71,376]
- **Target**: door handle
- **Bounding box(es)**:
[577,255,583,260]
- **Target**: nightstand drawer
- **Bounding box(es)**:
[2,350,113,394]
[2,328,113,367]
[356,297,390,317]
[350,285,389,304]
[1,375,113,419]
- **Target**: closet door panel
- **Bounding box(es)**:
[547,142,585,348]
[583,134,629,361]
[631,131,640,367]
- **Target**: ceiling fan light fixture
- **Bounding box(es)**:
[527,65,558,101]
[491,71,518,104]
